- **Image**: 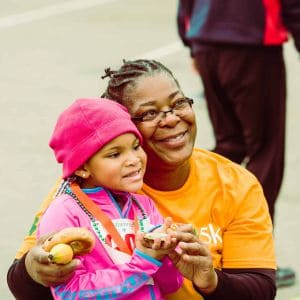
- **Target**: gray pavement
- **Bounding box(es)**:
[0,1,299,299]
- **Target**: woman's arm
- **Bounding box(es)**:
[7,234,79,300]
[194,268,276,300]
[7,255,52,300]
[169,227,276,300]
[7,179,64,299]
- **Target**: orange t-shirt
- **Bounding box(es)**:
[16,148,276,300]
[142,148,276,299]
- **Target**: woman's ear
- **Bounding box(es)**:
[74,165,90,179]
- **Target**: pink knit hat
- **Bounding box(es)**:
[49,98,143,179]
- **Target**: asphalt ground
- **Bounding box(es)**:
[0,1,299,299]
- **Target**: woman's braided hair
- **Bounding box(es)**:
[101,59,180,104]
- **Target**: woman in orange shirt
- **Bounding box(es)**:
[8,59,276,300]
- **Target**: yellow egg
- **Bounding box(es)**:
[48,243,74,264]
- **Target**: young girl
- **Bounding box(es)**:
[37,98,183,299]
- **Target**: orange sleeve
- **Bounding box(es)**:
[221,171,276,269]
[15,178,62,259]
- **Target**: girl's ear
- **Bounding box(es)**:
[74,165,91,179]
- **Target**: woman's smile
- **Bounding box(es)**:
[155,130,189,148]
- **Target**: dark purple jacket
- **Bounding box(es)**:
[177,0,300,55]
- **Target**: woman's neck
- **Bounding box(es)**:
[143,160,191,191]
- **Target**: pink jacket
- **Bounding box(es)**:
[37,187,183,300]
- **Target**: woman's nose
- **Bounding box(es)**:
[158,110,180,127]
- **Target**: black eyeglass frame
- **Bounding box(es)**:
[131,97,194,123]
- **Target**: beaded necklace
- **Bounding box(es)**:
[58,179,149,251]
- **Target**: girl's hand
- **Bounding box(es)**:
[135,231,177,260]
[135,217,177,260]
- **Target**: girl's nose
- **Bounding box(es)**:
[125,152,140,166]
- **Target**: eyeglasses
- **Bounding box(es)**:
[131,97,194,126]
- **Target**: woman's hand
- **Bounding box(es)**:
[25,233,80,287]
[168,224,218,295]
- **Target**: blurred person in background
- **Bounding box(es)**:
[177,0,300,288]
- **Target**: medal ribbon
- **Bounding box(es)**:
[70,182,132,255]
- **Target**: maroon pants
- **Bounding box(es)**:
[194,45,286,222]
